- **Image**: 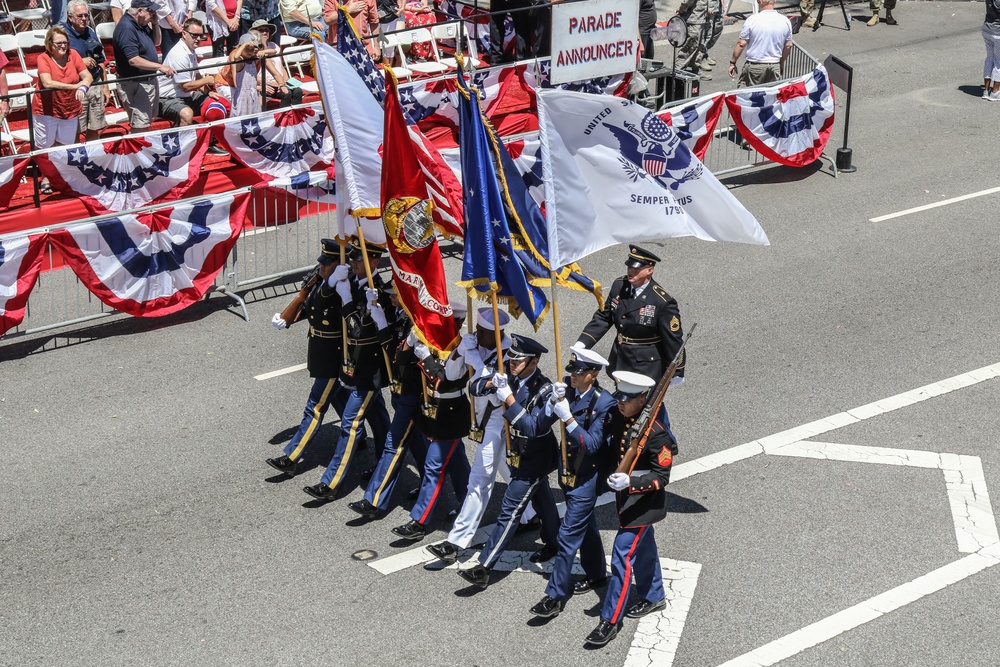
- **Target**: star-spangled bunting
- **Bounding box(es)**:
[0,233,46,337]
[336,5,384,104]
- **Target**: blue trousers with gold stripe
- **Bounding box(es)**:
[283,377,348,461]
[600,525,664,624]
[320,388,390,490]
[363,392,426,511]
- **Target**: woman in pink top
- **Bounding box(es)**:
[324,0,381,60]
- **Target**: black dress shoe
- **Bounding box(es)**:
[348,499,378,518]
[391,519,427,541]
[407,487,420,500]
[529,595,565,618]
[303,483,336,501]
[360,465,377,481]
[457,564,489,589]
[573,576,609,594]
[529,545,558,563]
[266,456,297,475]
[626,598,666,618]
[427,541,459,563]
[584,620,620,646]
[515,515,541,535]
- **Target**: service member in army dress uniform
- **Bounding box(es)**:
[585,371,678,647]
[266,239,349,476]
[576,244,685,381]
[456,334,562,590]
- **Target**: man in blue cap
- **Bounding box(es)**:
[576,244,685,382]
[456,334,562,589]
[529,343,617,620]
[585,370,677,647]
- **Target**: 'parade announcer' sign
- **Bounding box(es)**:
[549,0,639,85]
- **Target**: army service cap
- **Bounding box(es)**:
[317,238,341,265]
[625,244,661,269]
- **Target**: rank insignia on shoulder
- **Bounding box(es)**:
[658,448,673,466]
[670,315,680,332]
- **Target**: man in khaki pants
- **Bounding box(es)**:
[727,0,792,86]
[868,0,897,26]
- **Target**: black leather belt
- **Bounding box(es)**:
[309,327,343,339]
[617,334,661,345]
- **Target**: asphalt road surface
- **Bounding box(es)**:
[3,3,1000,665]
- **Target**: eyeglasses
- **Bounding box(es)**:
[72,12,89,17]
[184,30,206,40]
[52,41,69,47]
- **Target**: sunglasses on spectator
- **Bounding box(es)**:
[185,30,206,40]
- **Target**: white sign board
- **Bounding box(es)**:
[549,0,639,85]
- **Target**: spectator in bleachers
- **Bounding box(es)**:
[376,0,405,62]
[281,0,326,40]
[241,0,282,36]
[214,30,262,116]
[113,0,177,133]
[325,0,379,59]
[158,0,196,57]
[158,17,222,126]
[111,0,127,23]
[0,53,9,125]
[34,26,92,192]
[63,0,107,141]
[49,0,69,29]
[252,19,303,106]
[206,0,243,56]
[403,0,435,60]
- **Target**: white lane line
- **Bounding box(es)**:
[869,186,1000,222]
[716,548,1000,667]
[254,363,307,381]
[772,441,1000,554]
[625,559,702,667]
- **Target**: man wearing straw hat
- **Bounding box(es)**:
[585,370,677,647]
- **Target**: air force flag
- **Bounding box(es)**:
[537,89,769,267]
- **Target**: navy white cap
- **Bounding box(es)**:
[475,307,510,331]
[565,343,609,373]
[612,370,655,401]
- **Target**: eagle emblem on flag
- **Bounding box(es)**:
[383,197,435,254]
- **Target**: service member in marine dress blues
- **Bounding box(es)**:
[529,345,618,620]
[585,371,678,647]
[456,334,562,590]
[266,239,349,477]
[576,244,685,380]
[391,307,473,541]
[303,243,395,502]
[348,281,428,518]
[426,308,515,564]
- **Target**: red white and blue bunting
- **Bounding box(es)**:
[214,104,335,181]
[658,93,725,162]
[270,167,337,203]
[0,156,30,213]
[47,192,251,317]
[725,66,835,167]
[0,233,46,335]
[35,130,210,214]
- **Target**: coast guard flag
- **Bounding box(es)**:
[215,103,334,180]
[35,130,209,214]
[658,93,725,162]
[314,37,386,243]
[726,66,835,167]
[47,192,251,317]
[0,233,46,336]
[537,89,769,268]
[457,69,546,326]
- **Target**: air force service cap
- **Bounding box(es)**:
[565,343,609,374]
[507,334,547,360]
[625,244,661,269]
[612,370,656,401]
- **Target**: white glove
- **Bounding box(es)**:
[458,333,478,353]
[369,302,388,330]
[607,472,630,491]
[271,313,287,330]
[335,279,353,303]
[365,287,379,305]
[413,343,432,360]
[406,329,418,347]
[552,398,572,422]
[551,382,567,401]
[492,372,508,389]
[330,264,349,284]
[493,372,511,402]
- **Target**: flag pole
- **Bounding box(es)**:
[338,236,349,367]
[490,291,518,467]
[355,223,395,383]
[550,271,573,487]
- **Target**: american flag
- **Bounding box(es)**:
[407,124,464,239]
[336,6,385,104]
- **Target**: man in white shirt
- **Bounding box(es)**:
[157,17,218,126]
[727,0,792,86]
[158,0,195,57]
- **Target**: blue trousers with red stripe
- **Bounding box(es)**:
[283,377,348,461]
[600,524,664,624]
[363,393,427,511]
[320,388,390,490]
[409,437,471,525]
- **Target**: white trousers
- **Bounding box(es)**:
[447,414,511,548]
[985,26,1000,82]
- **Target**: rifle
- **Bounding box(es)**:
[614,323,696,476]
[279,265,321,325]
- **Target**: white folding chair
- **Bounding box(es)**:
[431,22,481,71]
[5,71,34,109]
[376,33,412,81]
[1,118,31,154]
[87,1,111,24]
[0,33,20,71]
[3,0,49,30]
[15,29,47,78]
[280,44,313,79]
[194,45,213,58]
[197,56,228,76]
[103,73,124,108]
[95,21,116,42]
[398,27,449,76]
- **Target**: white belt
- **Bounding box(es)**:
[431,390,464,399]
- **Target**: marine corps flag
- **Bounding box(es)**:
[381,71,460,356]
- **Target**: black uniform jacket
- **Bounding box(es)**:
[577,276,685,380]
[501,368,558,480]
[340,274,396,392]
[299,279,344,379]
[390,313,423,397]
[609,404,677,528]
[417,351,471,441]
